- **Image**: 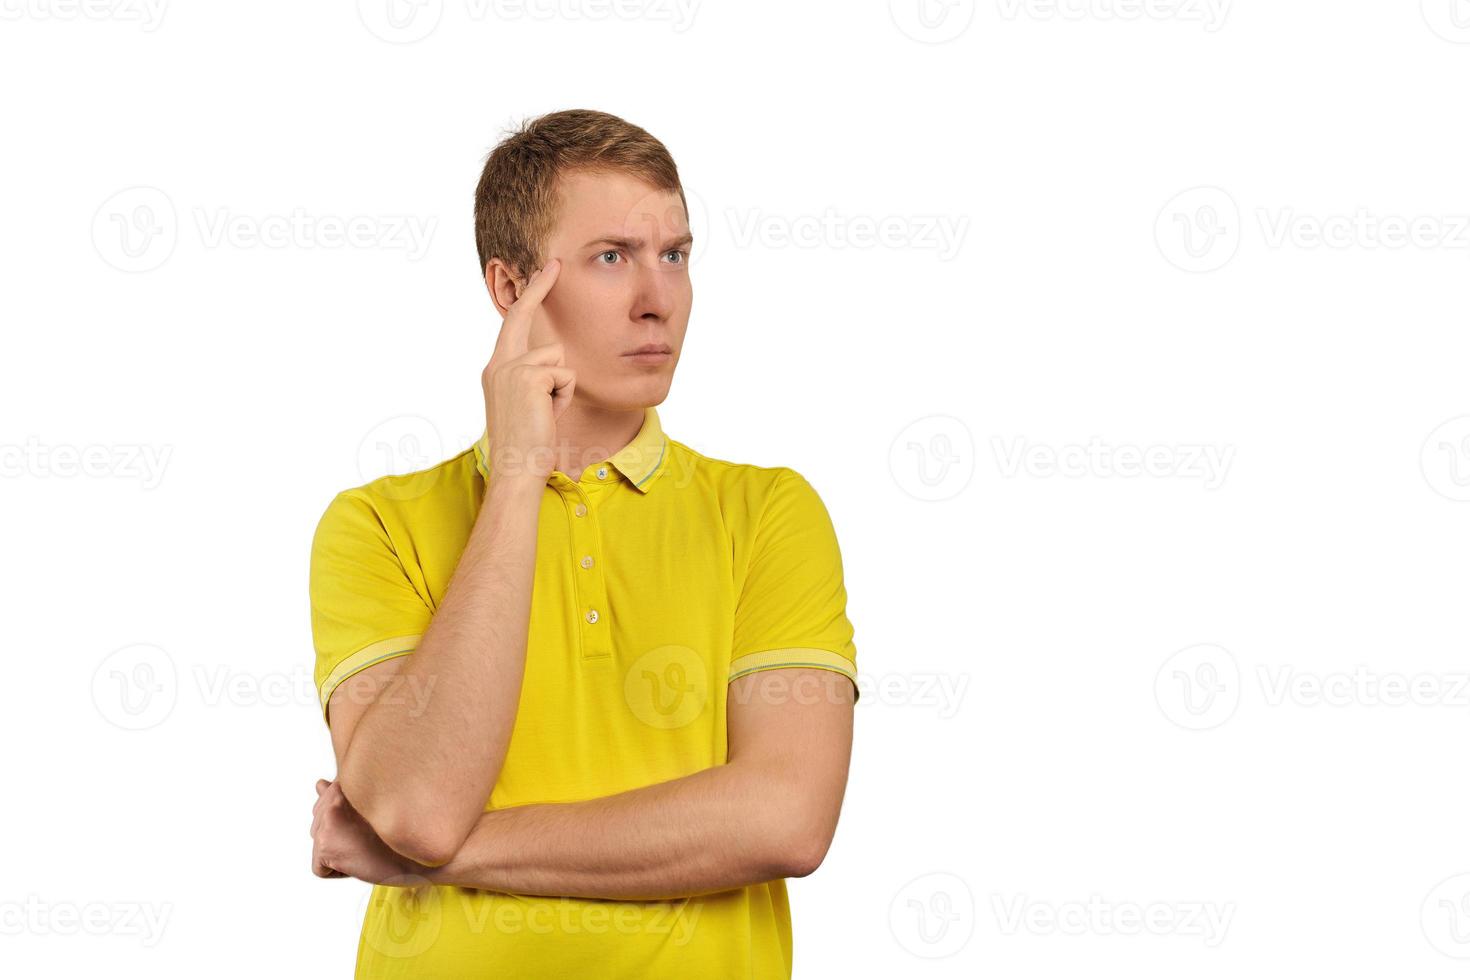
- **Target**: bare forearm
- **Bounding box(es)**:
[339,476,543,862]
[424,761,816,901]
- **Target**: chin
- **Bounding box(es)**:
[582,377,673,412]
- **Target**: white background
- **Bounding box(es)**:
[3,1,1469,976]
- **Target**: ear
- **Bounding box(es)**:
[484,258,527,317]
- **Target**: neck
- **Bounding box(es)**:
[548,402,646,479]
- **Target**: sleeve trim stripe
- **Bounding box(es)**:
[318,633,423,716]
[727,646,857,683]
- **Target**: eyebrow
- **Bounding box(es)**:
[582,233,694,251]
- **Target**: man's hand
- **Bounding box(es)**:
[311,779,425,884]
[483,256,576,485]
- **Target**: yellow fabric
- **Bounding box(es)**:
[307,406,858,979]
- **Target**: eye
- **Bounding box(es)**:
[598,250,621,265]
[663,249,688,264]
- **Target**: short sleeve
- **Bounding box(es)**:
[309,490,433,724]
[729,469,859,700]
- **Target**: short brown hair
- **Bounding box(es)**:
[473,109,686,282]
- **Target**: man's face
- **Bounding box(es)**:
[492,169,693,412]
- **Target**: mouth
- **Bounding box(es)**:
[623,344,673,364]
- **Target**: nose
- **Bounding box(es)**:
[631,255,678,323]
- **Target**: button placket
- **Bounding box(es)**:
[565,487,612,660]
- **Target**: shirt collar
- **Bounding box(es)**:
[473,405,669,494]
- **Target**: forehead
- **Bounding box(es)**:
[549,169,688,243]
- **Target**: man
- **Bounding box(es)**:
[307,108,859,979]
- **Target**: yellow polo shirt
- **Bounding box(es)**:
[308,405,858,979]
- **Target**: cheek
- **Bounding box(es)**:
[542,276,620,349]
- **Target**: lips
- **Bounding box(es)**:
[624,344,672,356]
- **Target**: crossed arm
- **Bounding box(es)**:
[312,661,856,901]
[313,468,855,898]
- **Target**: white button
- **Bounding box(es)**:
[596,467,608,480]
[574,503,587,517]
[580,555,594,569]
[585,609,600,624]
